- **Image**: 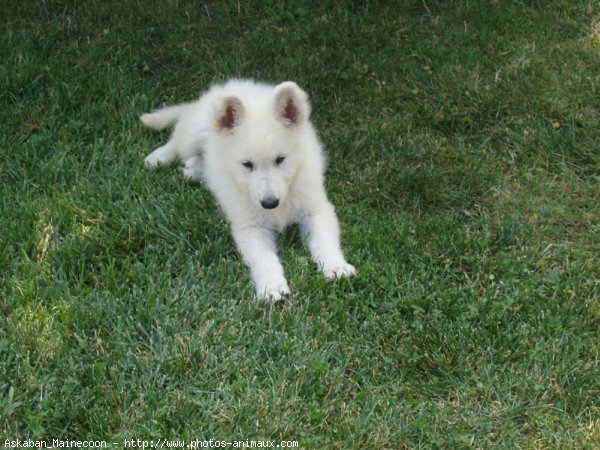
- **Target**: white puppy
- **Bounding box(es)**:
[141,79,356,300]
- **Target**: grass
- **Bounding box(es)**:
[1,0,599,448]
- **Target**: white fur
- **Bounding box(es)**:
[141,79,356,301]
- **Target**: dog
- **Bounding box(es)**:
[141,79,356,300]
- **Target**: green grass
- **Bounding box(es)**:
[1,0,599,448]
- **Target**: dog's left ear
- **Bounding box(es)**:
[274,82,310,126]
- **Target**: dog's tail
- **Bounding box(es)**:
[140,104,189,131]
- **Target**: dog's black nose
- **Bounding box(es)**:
[261,197,279,209]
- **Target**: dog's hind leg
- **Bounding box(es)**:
[180,155,204,182]
[144,139,177,166]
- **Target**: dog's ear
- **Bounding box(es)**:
[214,95,245,132]
[274,82,310,126]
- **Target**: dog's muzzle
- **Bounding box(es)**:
[260,197,280,209]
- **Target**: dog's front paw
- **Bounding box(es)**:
[256,279,291,302]
[324,262,357,280]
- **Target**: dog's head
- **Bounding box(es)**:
[212,81,311,211]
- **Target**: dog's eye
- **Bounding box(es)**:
[275,155,285,166]
[241,161,254,171]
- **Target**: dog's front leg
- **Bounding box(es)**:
[301,203,357,280]
[232,225,290,301]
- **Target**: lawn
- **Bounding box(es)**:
[1,0,599,448]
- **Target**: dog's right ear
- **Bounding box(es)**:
[214,95,245,132]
